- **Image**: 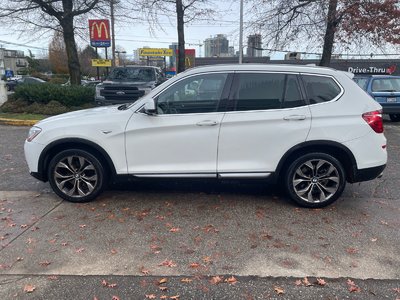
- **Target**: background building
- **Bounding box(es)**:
[0,48,28,77]
[204,34,230,57]
[247,34,262,57]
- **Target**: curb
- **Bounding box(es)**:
[0,118,39,126]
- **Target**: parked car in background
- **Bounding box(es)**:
[25,64,386,208]
[6,76,46,91]
[353,75,400,122]
[95,66,166,106]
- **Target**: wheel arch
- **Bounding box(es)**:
[38,138,117,182]
[274,140,358,183]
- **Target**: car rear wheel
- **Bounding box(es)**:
[6,85,11,91]
[284,153,346,208]
[389,114,400,122]
[48,149,106,202]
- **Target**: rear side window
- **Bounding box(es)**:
[353,77,369,90]
[234,73,305,111]
[302,75,342,104]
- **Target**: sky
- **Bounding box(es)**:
[0,1,290,60]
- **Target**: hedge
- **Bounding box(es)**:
[14,83,95,107]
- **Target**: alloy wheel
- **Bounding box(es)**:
[292,159,340,203]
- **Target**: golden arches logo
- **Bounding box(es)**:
[90,21,109,40]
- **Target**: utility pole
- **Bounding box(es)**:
[110,0,116,66]
[239,0,244,64]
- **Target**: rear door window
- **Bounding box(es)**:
[302,75,342,104]
[233,73,305,111]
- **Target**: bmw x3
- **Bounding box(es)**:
[25,64,387,208]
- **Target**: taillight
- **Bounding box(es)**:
[362,110,384,133]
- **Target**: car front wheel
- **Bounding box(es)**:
[389,114,400,122]
[48,149,106,202]
[284,153,346,208]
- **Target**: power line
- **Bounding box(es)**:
[0,39,47,51]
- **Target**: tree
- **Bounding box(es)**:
[49,31,69,74]
[248,0,400,66]
[79,46,99,77]
[1,0,106,84]
[142,0,214,73]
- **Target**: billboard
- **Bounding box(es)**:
[89,19,111,47]
[139,48,173,57]
[92,59,112,67]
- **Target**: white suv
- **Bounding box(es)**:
[24,64,387,208]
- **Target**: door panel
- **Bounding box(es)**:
[217,72,312,173]
[125,112,225,174]
[125,72,231,175]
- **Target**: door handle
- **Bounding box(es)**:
[283,115,307,121]
[196,120,218,126]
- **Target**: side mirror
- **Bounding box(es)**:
[144,100,156,115]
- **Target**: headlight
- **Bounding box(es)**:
[27,126,42,142]
[95,85,104,98]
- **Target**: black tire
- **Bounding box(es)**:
[48,149,107,203]
[284,153,346,208]
[389,114,400,122]
[6,85,11,92]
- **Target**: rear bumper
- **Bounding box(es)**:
[350,164,386,183]
[380,104,400,114]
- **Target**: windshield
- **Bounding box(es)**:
[371,78,400,92]
[107,67,156,82]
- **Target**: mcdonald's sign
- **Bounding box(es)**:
[89,19,111,47]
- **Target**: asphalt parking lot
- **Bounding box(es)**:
[0,121,399,299]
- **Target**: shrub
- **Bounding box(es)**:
[14,83,95,107]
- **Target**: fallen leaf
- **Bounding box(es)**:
[160,296,168,299]
[145,294,156,299]
[225,276,238,285]
[61,242,68,246]
[101,279,108,287]
[112,296,120,300]
[302,277,313,287]
[16,257,23,262]
[210,276,223,285]
[23,284,36,293]
[189,262,200,268]
[159,286,168,291]
[346,247,358,254]
[20,224,28,228]
[79,224,86,228]
[370,238,378,242]
[159,278,168,284]
[140,266,150,275]
[274,286,285,295]
[347,279,361,293]
[39,261,51,267]
[108,283,117,288]
[316,278,327,286]
[158,260,177,268]
[47,276,59,281]
[203,256,212,263]
[294,279,302,286]
[75,248,85,253]
[111,249,118,254]
[169,227,180,233]
[181,278,193,283]
[170,296,180,300]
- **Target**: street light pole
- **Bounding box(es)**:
[239,0,244,64]
[110,0,116,66]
